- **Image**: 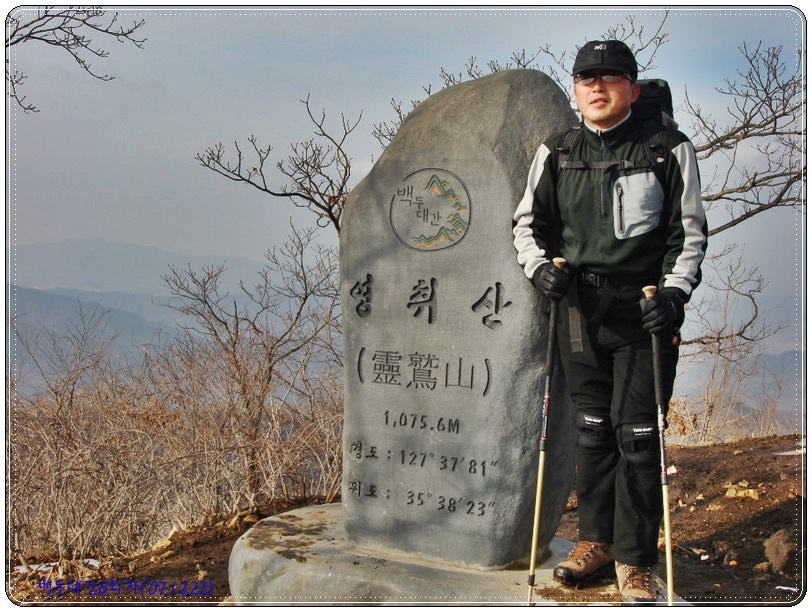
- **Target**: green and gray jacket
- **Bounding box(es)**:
[512,110,707,301]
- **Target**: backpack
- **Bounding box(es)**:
[557,78,674,173]
[633,78,674,122]
[632,79,679,129]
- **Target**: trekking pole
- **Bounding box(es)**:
[527,257,566,606]
[642,286,675,606]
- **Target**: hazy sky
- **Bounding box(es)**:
[5,5,806,352]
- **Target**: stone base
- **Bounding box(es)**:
[228,504,684,606]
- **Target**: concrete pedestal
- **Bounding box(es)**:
[228,504,681,606]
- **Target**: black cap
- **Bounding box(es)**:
[572,40,638,81]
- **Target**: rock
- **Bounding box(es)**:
[763,529,798,574]
[150,550,174,563]
[725,484,759,499]
[226,515,241,529]
[151,538,172,551]
[340,69,578,568]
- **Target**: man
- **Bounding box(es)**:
[513,40,707,603]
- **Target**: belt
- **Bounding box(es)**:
[579,270,659,290]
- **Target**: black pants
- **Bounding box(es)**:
[557,281,678,567]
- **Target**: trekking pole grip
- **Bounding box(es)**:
[642,286,665,406]
[543,258,567,376]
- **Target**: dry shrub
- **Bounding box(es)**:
[8,327,344,566]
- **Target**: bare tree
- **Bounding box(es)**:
[8,303,164,564]
[9,300,118,419]
[5,6,146,112]
[193,11,801,250]
[196,96,359,235]
[682,246,786,358]
[161,225,340,504]
[670,42,800,401]
[685,42,805,235]
[667,246,789,442]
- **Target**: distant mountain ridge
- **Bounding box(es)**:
[7,284,171,366]
[7,239,270,370]
[10,238,267,295]
[40,287,178,330]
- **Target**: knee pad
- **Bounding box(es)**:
[577,412,614,449]
[618,423,660,468]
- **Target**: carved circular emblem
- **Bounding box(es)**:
[389,169,471,251]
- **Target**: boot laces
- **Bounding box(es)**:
[621,564,653,591]
[569,542,604,567]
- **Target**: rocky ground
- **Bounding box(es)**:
[8,434,805,606]
[546,433,805,606]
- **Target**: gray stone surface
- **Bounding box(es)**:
[340,69,579,568]
[227,504,569,605]
[228,504,682,606]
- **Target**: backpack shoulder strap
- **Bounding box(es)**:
[637,113,669,180]
[556,126,583,169]
[558,126,620,170]
[557,126,635,171]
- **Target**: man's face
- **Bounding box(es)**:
[574,71,640,130]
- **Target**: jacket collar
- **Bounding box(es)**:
[581,111,634,148]
[583,110,632,136]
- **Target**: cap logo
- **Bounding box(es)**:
[594,43,607,50]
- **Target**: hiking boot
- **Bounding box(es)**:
[552,541,614,586]
[616,562,657,604]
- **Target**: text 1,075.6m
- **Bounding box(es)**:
[384,411,461,434]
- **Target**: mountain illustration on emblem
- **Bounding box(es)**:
[411,175,470,249]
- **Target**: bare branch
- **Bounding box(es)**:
[5,7,146,112]
[685,43,805,234]
[681,248,786,358]
[196,97,358,234]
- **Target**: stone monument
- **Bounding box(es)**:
[341,68,578,568]
[228,69,584,603]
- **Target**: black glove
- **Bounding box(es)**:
[533,261,575,301]
[640,287,686,334]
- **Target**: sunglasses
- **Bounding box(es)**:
[574,73,632,85]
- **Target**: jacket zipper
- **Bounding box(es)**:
[616,183,625,233]
[599,134,607,220]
